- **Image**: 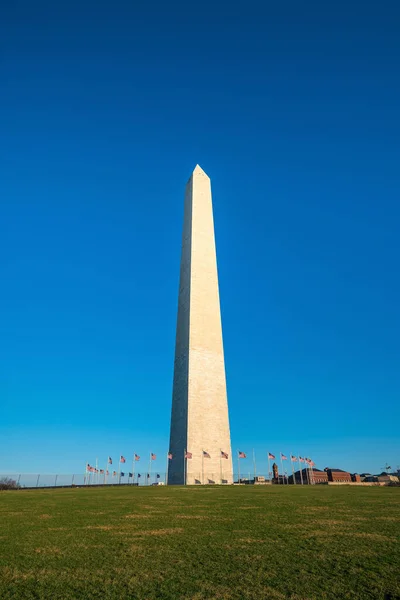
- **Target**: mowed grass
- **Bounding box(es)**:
[0,486,399,599]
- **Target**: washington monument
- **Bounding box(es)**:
[168,165,233,485]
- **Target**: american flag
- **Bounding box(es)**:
[299,457,305,463]
[203,451,211,458]
[268,453,275,459]
[185,451,192,459]
[151,453,156,460]
[120,456,126,463]
[137,473,141,478]
[147,473,150,478]
[100,469,104,474]
[108,457,112,464]
[120,472,125,477]
[291,455,297,462]
[129,472,133,478]
[106,470,109,476]
[156,473,160,478]
[221,451,229,459]
[112,471,117,476]
[134,454,140,461]
[168,452,173,459]
[238,451,246,459]
[281,453,288,460]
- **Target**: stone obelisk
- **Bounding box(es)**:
[168,165,233,485]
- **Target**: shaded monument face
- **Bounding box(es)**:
[168,166,233,485]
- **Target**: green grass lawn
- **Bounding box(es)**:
[0,485,399,599]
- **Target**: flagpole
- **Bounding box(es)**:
[135,456,139,485]
[184,449,187,486]
[118,457,121,485]
[291,455,296,485]
[252,449,257,481]
[202,450,204,485]
[95,457,98,485]
[165,452,169,486]
[149,452,152,486]
[267,454,271,482]
[309,460,314,485]
[237,450,240,484]
[280,455,284,485]
[298,457,303,485]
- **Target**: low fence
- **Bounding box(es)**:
[1,473,165,488]
[1,472,288,489]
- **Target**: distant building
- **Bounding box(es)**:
[241,476,271,485]
[271,462,288,484]
[351,473,361,483]
[253,476,271,485]
[363,475,379,483]
[288,468,328,485]
[324,468,352,483]
[364,473,399,484]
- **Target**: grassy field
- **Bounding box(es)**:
[0,485,399,600]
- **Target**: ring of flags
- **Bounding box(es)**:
[86,451,316,483]
[88,452,315,466]
[88,452,315,465]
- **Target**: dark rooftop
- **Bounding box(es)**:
[324,468,350,473]
[295,468,325,473]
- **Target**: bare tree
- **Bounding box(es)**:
[0,477,20,490]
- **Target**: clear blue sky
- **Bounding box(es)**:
[1,1,399,477]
